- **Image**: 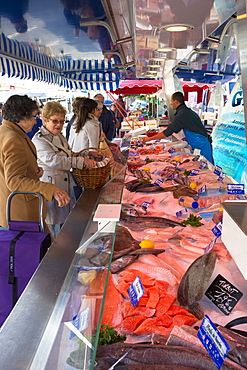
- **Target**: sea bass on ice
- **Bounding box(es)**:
[95,343,242,369]
[120,214,184,231]
[178,252,217,319]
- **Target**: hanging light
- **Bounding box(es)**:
[161,24,194,32]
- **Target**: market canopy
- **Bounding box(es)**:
[110,79,216,96]
[0,32,120,91]
[110,80,163,95]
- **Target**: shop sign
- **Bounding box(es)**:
[128,276,144,306]
[212,77,247,187]
[198,315,230,369]
[205,274,243,315]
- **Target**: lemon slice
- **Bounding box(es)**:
[190,182,197,189]
[139,239,155,249]
[143,166,150,171]
[174,157,180,162]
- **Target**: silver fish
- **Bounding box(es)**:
[120,214,184,231]
[178,252,217,319]
[96,343,240,369]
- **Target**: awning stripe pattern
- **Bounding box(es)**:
[0,32,120,90]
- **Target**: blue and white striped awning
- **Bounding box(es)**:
[0,32,120,91]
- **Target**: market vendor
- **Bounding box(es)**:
[143,92,214,164]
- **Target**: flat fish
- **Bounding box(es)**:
[114,225,140,252]
[120,214,184,231]
[177,252,217,319]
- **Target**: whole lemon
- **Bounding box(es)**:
[190,182,197,189]
[139,239,155,249]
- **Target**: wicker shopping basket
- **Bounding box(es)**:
[72,147,111,189]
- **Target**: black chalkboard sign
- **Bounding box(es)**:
[205,274,243,315]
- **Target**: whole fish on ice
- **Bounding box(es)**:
[178,252,217,319]
[120,214,184,231]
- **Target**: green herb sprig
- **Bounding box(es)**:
[182,213,204,227]
[138,178,151,184]
[146,158,154,163]
[98,324,126,346]
[184,170,191,176]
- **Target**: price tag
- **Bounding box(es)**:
[214,165,222,176]
[199,161,207,170]
[204,237,217,254]
[154,178,164,187]
[198,315,230,369]
[212,221,222,238]
[189,169,200,176]
[193,149,201,156]
[175,162,180,169]
[218,173,225,181]
[176,208,189,217]
[170,173,179,179]
[69,307,90,339]
[205,274,243,315]
[198,185,206,194]
[141,201,152,209]
[227,184,245,194]
[128,276,144,306]
[168,147,175,153]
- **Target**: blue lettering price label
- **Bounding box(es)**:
[69,307,90,339]
[128,277,144,306]
[227,184,245,194]
[212,222,222,238]
[175,162,180,169]
[199,161,207,170]
[198,315,230,369]
[141,201,152,209]
[154,178,164,187]
[189,169,200,176]
[168,147,175,153]
[214,165,222,176]
[205,237,217,254]
[218,173,226,181]
[176,208,189,217]
[198,184,206,194]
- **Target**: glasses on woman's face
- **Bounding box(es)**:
[49,119,65,124]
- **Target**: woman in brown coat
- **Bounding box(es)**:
[0,95,70,229]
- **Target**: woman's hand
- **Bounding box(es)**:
[53,186,70,207]
[37,166,44,178]
[89,150,102,159]
[84,158,97,169]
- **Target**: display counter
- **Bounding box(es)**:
[0,166,126,370]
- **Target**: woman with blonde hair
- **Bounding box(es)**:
[33,101,96,238]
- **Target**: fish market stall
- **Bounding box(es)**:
[1,135,247,370]
[95,136,247,369]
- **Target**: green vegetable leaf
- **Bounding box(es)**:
[98,324,126,346]
[138,178,151,184]
[182,213,204,227]
[184,170,191,176]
